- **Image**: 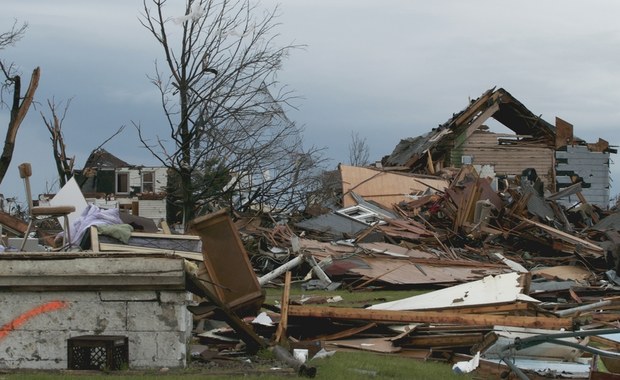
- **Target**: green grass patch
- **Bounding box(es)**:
[264,284,429,309]
[0,351,472,379]
[312,351,472,380]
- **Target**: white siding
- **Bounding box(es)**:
[138,199,167,225]
[556,145,611,208]
[116,167,168,194]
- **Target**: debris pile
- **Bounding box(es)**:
[219,163,620,379]
[3,157,620,378]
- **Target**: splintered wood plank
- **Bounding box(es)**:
[160,221,172,235]
[187,270,266,354]
[312,322,377,342]
[517,215,604,256]
[90,226,99,252]
[274,271,291,344]
[288,306,573,330]
[98,242,202,261]
[420,302,532,315]
[399,333,485,348]
[325,337,401,353]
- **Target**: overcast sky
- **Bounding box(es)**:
[2,0,619,203]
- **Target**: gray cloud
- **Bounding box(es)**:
[2,0,619,202]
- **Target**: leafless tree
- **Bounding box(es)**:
[138,0,325,225]
[0,20,40,185]
[348,131,370,166]
[40,98,75,187]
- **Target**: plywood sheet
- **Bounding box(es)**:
[339,165,449,208]
[531,265,592,281]
[346,257,509,287]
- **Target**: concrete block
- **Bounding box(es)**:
[0,330,66,369]
[127,300,189,332]
[128,331,188,369]
[0,290,190,369]
[159,290,193,303]
[100,291,158,301]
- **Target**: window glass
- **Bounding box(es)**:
[116,172,129,193]
[142,171,154,192]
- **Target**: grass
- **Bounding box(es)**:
[311,351,472,380]
[0,351,473,379]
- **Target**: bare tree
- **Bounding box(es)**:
[0,20,40,185]
[41,98,75,187]
[138,0,325,225]
[348,131,370,166]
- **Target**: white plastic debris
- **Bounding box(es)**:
[173,2,205,24]
[452,351,480,374]
[327,295,343,303]
[311,348,336,360]
[293,348,308,363]
[251,311,274,326]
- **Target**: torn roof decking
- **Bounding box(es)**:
[339,165,449,209]
[82,148,131,169]
[383,87,557,169]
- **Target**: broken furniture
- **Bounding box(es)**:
[188,209,264,315]
[18,162,75,250]
[185,209,267,352]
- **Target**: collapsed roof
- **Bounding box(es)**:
[382,87,611,171]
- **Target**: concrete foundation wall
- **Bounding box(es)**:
[0,290,192,369]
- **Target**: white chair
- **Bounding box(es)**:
[18,163,76,251]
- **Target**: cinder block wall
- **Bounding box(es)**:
[0,290,192,369]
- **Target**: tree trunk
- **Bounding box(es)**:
[0,67,40,184]
[180,167,194,225]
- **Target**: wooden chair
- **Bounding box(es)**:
[18,163,76,251]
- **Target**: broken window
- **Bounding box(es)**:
[142,171,154,193]
[116,172,129,194]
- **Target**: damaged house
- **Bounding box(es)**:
[75,148,169,225]
[382,87,616,207]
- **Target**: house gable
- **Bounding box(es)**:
[382,87,615,207]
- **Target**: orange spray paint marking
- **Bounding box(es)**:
[0,300,69,341]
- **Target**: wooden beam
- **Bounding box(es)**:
[453,88,496,126]
[90,226,99,252]
[453,102,501,150]
[516,215,604,255]
[288,305,573,330]
[576,191,599,223]
[160,221,172,235]
[98,243,203,261]
[426,150,435,174]
[274,271,292,344]
[312,322,377,342]
[422,302,532,315]
[401,333,484,348]
[187,271,266,354]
